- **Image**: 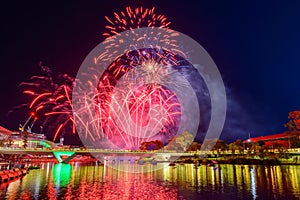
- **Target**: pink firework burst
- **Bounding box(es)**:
[90,48,183,149]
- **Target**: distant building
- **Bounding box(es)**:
[0,126,12,139]
[0,125,56,148]
[9,132,56,148]
[243,131,300,148]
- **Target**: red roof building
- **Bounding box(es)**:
[243,131,299,148]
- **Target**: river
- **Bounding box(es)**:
[0,163,299,199]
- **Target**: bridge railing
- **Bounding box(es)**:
[1,147,300,154]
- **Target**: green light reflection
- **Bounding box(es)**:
[53,163,72,188]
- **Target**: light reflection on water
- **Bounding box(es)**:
[0,163,300,200]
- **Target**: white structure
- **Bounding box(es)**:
[0,126,12,140]
[0,125,55,148]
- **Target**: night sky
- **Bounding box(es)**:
[0,0,300,143]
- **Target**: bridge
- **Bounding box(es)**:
[0,148,195,163]
[1,147,300,163]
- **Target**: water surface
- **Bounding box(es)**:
[0,163,299,199]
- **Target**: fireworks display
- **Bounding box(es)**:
[68,4,204,150]
[103,7,171,38]
[93,48,184,149]
[18,6,224,151]
[19,64,75,142]
[18,6,178,145]
[72,21,207,151]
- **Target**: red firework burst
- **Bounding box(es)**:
[18,64,75,142]
[103,6,171,37]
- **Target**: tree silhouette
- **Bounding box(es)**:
[284,111,300,132]
[139,140,164,150]
[284,111,300,147]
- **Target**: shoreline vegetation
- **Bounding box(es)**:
[170,149,300,166]
[173,157,295,166]
[1,153,299,166]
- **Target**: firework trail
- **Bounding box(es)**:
[19,63,75,142]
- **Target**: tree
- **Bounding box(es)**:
[234,139,244,148]
[228,139,244,154]
[202,139,220,151]
[139,140,164,151]
[187,142,201,151]
[250,142,261,154]
[228,143,238,154]
[213,140,228,153]
[165,131,194,152]
[291,138,300,148]
[283,111,300,148]
[284,111,300,132]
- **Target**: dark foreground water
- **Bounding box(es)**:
[0,163,300,200]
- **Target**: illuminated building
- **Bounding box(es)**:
[0,125,55,148]
[0,125,12,140]
[243,131,300,148]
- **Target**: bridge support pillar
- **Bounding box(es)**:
[53,151,76,163]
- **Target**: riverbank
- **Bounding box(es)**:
[174,156,300,165]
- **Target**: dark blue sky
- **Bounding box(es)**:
[0,0,299,143]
